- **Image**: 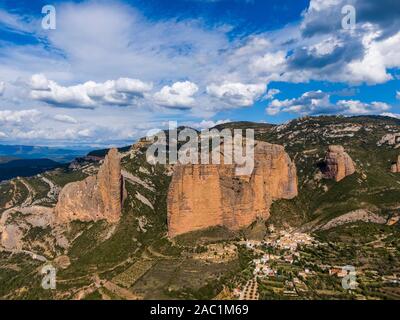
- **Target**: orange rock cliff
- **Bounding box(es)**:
[55,148,125,223]
[322,145,355,182]
[167,141,298,238]
[391,155,400,173]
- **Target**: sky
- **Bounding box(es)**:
[0,0,399,147]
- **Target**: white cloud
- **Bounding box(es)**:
[311,37,343,56]
[267,90,390,116]
[381,112,400,119]
[153,81,198,109]
[293,0,400,84]
[0,131,7,139]
[0,81,5,96]
[336,100,390,114]
[29,74,152,108]
[45,1,230,84]
[264,89,280,100]
[0,9,36,35]
[397,91,400,100]
[376,31,400,69]
[30,73,51,90]
[77,128,93,138]
[54,114,78,124]
[0,109,41,125]
[230,37,271,58]
[114,78,153,94]
[344,31,393,84]
[249,51,287,80]
[0,0,399,146]
[207,82,266,107]
[267,91,331,115]
[191,119,232,130]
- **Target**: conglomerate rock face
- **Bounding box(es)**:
[322,145,356,182]
[167,141,298,238]
[55,148,124,224]
[391,155,400,173]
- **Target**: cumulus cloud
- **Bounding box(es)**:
[153,81,198,109]
[206,82,266,107]
[0,131,7,139]
[0,0,399,146]
[232,0,395,85]
[54,114,78,124]
[336,100,390,115]
[29,74,153,108]
[397,91,400,100]
[0,109,41,125]
[191,119,232,130]
[250,51,287,79]
[267,91,331,115]
[29,74,50,90]
[301,0,400,39]
[288,36,363,70]
[267,90,390,116]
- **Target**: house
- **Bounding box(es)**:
[329,267,348,278]
[233,288,241,298]
[284,255,294,264]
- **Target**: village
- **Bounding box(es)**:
[230,225,400,300]
[233,226,319,299]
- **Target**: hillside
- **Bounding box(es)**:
[257,116,400,229]
[0,158,62,182]
[0,145,89,163]
[0,115,400,300]
[0,157,19,164]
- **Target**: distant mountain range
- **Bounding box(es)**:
[0,144,92,182]
[87,145,131,157]
[0,144,90,163]
[0,158,62,181]
[0,144,133,182]
[0,156,19,164]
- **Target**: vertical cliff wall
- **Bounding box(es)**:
[55,148,124,224]
[322,145,355,182]
[167,141,298,237]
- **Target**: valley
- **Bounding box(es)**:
[0,115,400,300]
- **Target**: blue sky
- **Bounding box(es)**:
[0,0,399,147]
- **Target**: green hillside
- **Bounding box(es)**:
[1,115,400,300]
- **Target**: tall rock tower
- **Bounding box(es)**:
[167,141,298,238]
[322,145,355,182]
[55,148,124,224]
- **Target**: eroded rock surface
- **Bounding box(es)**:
[55,148,124,224]
[320,209,386,230]
[391,155,400,173]
[322,145,355,182]
[167,141,298,237]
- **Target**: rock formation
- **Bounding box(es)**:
[167,141,298,238]
[322,145,355,182]
[391,155,400,173]
[55,148,124,224]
